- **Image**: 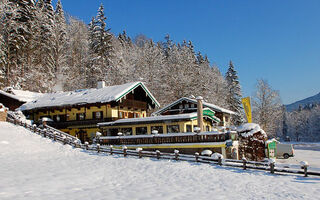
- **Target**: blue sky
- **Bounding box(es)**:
[54,0,320,104]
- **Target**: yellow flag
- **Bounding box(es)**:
[242,97,252,123]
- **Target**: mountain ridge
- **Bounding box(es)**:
[286,92,320,112]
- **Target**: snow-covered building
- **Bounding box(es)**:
[0,87,43,111]
[19,82,160,142]
[152,97,236,127]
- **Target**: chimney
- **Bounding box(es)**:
[196,96,204,132]
[97,81,105,89]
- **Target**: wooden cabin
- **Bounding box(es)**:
[19,81,160,142]
[152,97,236,127]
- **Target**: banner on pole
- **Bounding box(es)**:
[241,97,252,123]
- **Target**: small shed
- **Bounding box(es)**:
[237,123,268,161]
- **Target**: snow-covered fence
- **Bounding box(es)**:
[6,115,320,177]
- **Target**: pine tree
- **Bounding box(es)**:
[87,4,114,87]
[52,0,68,91]
[225,61,244,125]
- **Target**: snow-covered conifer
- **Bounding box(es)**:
[225,61,244,125]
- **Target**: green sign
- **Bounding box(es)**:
[267,141,277,158]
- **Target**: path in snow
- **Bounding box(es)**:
[1,122,320,200]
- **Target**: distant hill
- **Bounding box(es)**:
[286,92,320,112]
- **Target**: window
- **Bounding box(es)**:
[151,126,163,134]
[167,125,180,133]
[119,112,123,118]
[128,112,134,118]
[186,125,192,132]
[179,105,183,109]
[134,113,140,118]
[121,128,132,136]
[225,116,229,122]
[190,104,195,108]
[93,111,103,119]
[184,104,189,109]
[136,127,147,135]
[107,128,119,136]
[76,113,85,120]
[206,126,210,131]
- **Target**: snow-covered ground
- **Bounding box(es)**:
[1,122,320,200]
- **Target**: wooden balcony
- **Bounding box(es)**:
[119,99,147,110]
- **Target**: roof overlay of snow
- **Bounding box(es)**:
[19,82,159,111]
[0,88,43,103]
[1,121,319,200]
[152,97,236,115]
[98,112,220,127]
[237,123,267,138]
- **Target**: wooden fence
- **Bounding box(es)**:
[6,116,320,177]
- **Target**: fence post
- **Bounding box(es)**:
[110,145,113,155]
[63,137,67,145]
[33,125,37,133]
[195,152,199,162]
[218,156,222,166]
[174,149,179,160]
[136,148,143,158]
[85,142,89,150]
[97,144,100,153]
[300,161,309,177]
[123,146,127,157]
[242,157,247,170]
[270,160,275,174]
[156,150,161,159]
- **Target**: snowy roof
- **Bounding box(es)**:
[98,112,220,127]
[237,123,267,138]
[0,88,43,103]
[152,97,236,115]
[19,82,159,111]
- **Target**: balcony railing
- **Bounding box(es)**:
[119,99,147,109]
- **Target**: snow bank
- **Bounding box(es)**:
[211,152,224,159]
[1,122,319,200]
[237,123,267,138]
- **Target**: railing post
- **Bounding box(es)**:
[123,146,127,157]
[97,144,100,153]
[53,133,57,141]
[242,157,247,170]
[156,150,160,159]
[195,152,199,162]
[85,142,89,150]
[43,129,47,138]
[110,145,113,155]
[174,149,179,160]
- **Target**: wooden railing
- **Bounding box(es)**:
[99,133,226,145]
[6,114,320,177]
[119,99,147,109]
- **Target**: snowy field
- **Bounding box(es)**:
[1,122,320,200]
